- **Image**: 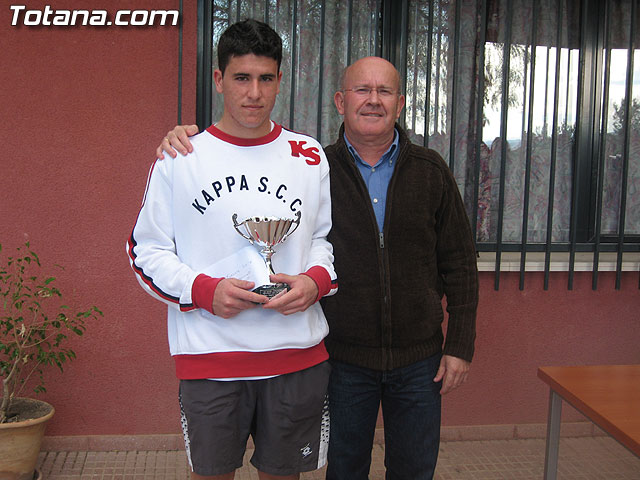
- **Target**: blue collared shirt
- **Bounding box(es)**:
[345,129,400,232]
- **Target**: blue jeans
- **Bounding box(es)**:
[326,354,442,480]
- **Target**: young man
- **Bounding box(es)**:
[157,57,477,480]
[127,19,337,480]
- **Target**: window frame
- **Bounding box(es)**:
[194,0,640,290]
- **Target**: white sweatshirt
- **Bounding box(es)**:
[127,123,338,379]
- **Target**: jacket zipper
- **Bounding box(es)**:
[379,230,390,368]
[379,140,407,369]
[344,141,401,369]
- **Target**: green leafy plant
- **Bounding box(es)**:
[0,242,102,423]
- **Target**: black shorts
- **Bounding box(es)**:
[179,361,330,476]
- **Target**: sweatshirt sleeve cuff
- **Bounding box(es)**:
[302,266,332,303]
[191,273,224,315]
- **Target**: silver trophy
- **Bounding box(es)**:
[232,211,302,298]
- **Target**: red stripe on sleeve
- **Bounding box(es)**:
[192,274,224,315]
[302,266,332,303]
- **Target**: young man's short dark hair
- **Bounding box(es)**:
[217,18,283,74]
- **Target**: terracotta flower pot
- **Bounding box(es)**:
[0,398,54,480]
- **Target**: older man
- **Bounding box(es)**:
[157,56,478,480]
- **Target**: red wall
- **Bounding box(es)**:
[2,1,639,437]
[2,0,196,435]
[443,271,640,426]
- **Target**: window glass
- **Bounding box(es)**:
[210,0,381,145]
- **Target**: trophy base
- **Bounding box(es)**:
[253,283,291,299]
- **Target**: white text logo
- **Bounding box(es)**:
[10,5,179,27]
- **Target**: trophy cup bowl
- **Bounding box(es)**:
[232,211,302,298]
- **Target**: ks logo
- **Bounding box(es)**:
[289,140,321,165]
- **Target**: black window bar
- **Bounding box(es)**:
[519,0,539,290]
[544,0,564,290]
[617,0,636,289]
[494,0,514,290]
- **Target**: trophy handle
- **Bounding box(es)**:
[280,211,302,243]
[232,213,254,244]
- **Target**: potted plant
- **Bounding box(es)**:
[0,242,102,480]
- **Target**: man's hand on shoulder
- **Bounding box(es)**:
[212,278,268,319]
[262,273,318,315]
[156,124,199,160]
[434,355,470,395]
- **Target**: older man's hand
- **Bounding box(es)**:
[156,124,199,159]
[434,355,470,395]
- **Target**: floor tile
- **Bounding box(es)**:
[37,436,640,479]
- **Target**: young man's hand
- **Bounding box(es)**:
[262,274,318,315]
[212,278,268,319]
[156,124,199,159]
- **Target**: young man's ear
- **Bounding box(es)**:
[214,69,224,94]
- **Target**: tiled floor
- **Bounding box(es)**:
[37,436,640,479]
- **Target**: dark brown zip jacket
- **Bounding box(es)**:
[320,124,478,371]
